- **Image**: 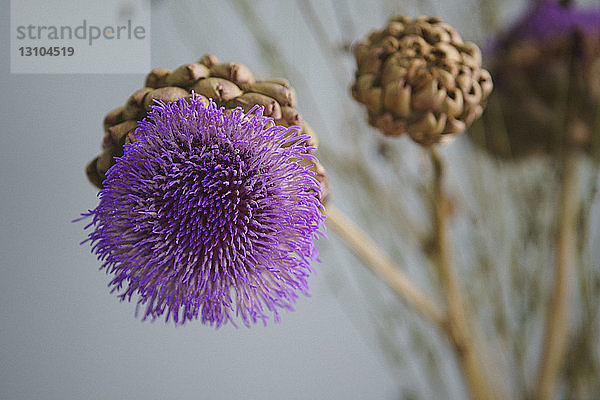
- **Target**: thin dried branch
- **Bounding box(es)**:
[430,147,506,400]
[325,203,446,329]
[535,150,582,400]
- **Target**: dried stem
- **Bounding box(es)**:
[295,0,349,87]
[429,147,503,400]
[325,203,446,329]
[535,150,581,400]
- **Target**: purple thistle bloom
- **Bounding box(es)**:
[84,96,325,327]
[494,0,600,47]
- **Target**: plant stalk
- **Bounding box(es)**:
[535,150,581,400]
[430,147,503,400]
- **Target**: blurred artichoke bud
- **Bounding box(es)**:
[352,15,492,145]
[470,1,600,160]
[87,55,327,202]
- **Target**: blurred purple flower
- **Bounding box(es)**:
[84,96,325,327]
[476,0,600,158]
[494,1,600,48]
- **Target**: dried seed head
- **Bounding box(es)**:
[86,55,327,201]
[351,15,492,145]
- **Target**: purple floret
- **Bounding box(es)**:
[84,96,325,327]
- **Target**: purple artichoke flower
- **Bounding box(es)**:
[84,96,325,327]
[471,0,600,158]
[495,0,600,47]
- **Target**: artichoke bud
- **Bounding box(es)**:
[408,112,447,143]
[143,87,190,110]
[456,66,474,92]
[103,106,125,132]
[351,74,376,101]
[351,15,492,145]
[383,21,405,37]
[358,51,382,75]
[438,22,464,44]
[432,42,462,66]
[210,62,255,89]
[443,118,466,135]
[423,25,451,44]
[399,35,431,56]
[301,122,319,150]
[107,120,138,147]
[442,88,464,117]
[188,92,210,107]
[458,42,482,68]
[248,81,297,107]
[435,68,456,90]
[190,77,243,104]
[225,92,282,119]
[391,15,412,25]
[383,80,412,118]
[85,157,102,188]
[381,36,400,55]
[462,82,483,107]
[144,68,171,89]
[464,104,483,126]
[278,106,302,126]
[363,86,383,114]
[478,70,493,98]
[122,87,153,120]
[381,58,408,86]
[298,157,329,203]
[264,78,292,88]
[96,146,120,174]
[412,79,446,111]
[165,63,210,87]
[371,112,407,137]
[88,55,327,201]
[198,54,219,68]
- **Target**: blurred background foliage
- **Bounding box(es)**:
[151,0,599,398]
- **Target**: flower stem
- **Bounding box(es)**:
[429,147,503,400]
[535,150,581,400]
[325,203,446,329]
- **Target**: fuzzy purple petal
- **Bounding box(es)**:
[84,96,325,327]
